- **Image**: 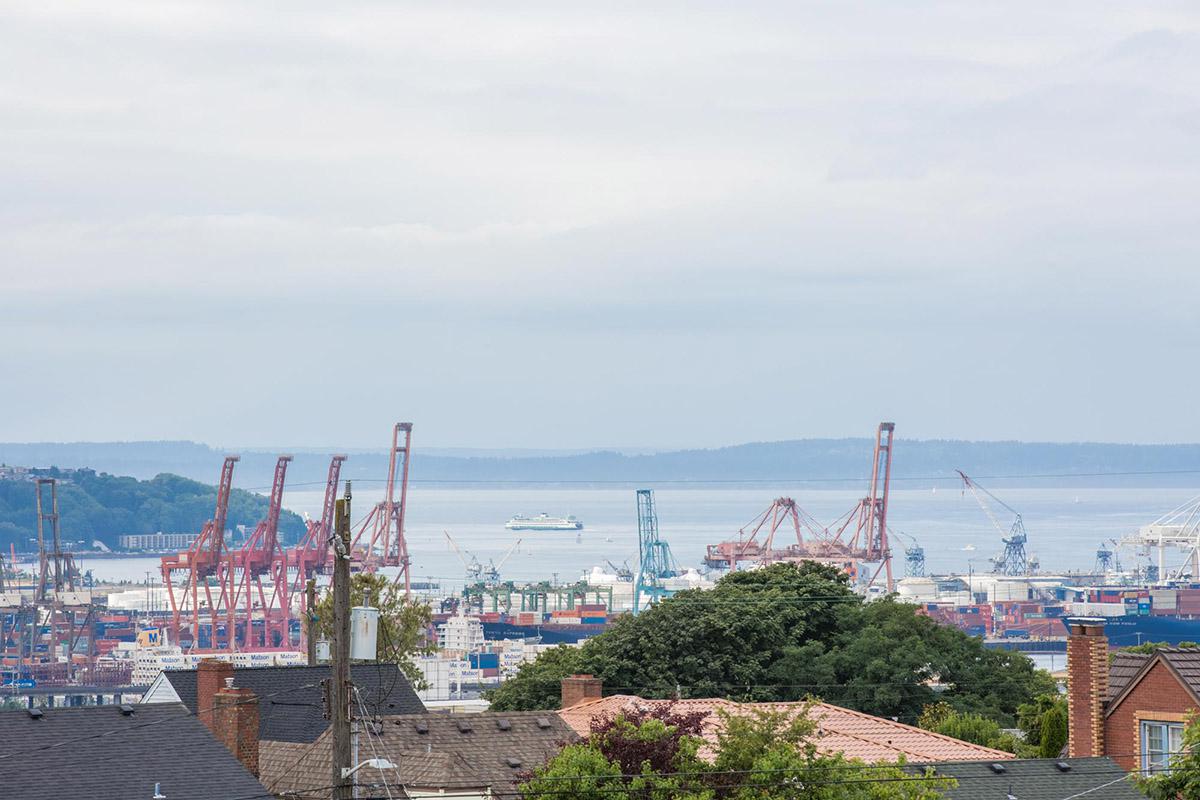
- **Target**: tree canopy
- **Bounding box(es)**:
[489,562,1054,727]
[1122,640,1200,654]
[0,467,305,550]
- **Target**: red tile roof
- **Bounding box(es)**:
[559,696,1013,764]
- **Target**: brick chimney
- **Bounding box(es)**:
[213,680,261,776]
[561,674,603,709]
[196,658,234,736]
[1067,620,1109,757]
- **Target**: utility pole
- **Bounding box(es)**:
[305,578,317,665]
[330,482,353,800]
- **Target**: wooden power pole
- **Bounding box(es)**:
[330,482,353,800]
[305,578,317,665]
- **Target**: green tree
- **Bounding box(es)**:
[311,572,432,687]
[918,702,1019,753]
[1015,693,1068,758]
[1037,704,1067,758]
[519,744,649,800]
[1123,641,1200,655]
[1140,712,1200,800]
[492,562,1054,727]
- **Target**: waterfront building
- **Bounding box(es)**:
[118,531,200,551]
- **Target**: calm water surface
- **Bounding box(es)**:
[74,487,1198,590]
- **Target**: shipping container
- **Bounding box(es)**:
[1150,590,1178,610]
[469,653,500,669]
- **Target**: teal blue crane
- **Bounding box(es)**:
[633,488,679,613]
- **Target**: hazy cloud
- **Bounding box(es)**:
[2,2,1198,448]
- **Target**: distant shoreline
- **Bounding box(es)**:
[4,437,1200,489]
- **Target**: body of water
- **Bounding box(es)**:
[71,486,1198,589]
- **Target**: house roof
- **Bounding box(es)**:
[261,711,577,799]
[1107,648,1200,715]
[916,756,1144,800]
[148,663,425,742]
[1108,652,1151,701]
[0,702,267,800]
[559,695,1014,764]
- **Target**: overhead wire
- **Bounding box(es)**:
[237,465,1200,492]
[255,749,1193,795]
[310,760,1178,799]
[353,686,395,800]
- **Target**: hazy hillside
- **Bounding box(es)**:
[0,467,306,553]
[2,438,1198,488]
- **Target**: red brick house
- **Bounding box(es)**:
[1067,619,1199,773]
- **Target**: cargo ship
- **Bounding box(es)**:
[434,605,613,645]
[1059,614,1200,647]
[912,580,1200,646]
[505,513,584,531]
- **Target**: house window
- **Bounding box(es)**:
[1141,720,1184,774]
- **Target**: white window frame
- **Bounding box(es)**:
[1140,719,1184,775]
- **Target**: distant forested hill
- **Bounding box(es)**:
[0,468,305,553]
[2,437,1199,488]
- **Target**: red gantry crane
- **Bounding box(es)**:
[161,456,239,649]
[159,423,417,653]
[286,454,346,618]
[703,422,896,592]
[222,455,292,650]
[351,422,414,595]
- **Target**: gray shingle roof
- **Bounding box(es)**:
[262,711,578,799]
[162,663,425,742]
[0,702,267,800]
[1108,652,1151,701]
[1159,647,1200,692]
[919,757,1145,800]
[1108,648,1200,712]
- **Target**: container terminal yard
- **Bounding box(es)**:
[3,420,1200,705]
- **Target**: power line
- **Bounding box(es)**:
[264,767,1141,800]
[237,466,1200,491]
[270,747,1194,793]
[333,761,1169,799]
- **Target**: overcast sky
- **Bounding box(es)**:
[2,2,1199,450]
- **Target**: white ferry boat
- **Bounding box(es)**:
[505,513,584,531]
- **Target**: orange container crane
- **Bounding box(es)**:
[161,456,239,649]
[285,454,346,615]
[702,422,897,592]
[222,456,292,650]
[351,422,414,595]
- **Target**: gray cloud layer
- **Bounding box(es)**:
[2,2,1198,448]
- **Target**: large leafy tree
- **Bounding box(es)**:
[916,702,1019,753]
[490,562,1053,727]
[1015,693,1068,758]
